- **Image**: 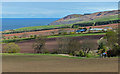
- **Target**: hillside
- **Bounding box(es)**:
[50,10,119,25]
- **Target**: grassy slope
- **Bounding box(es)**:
[74,15,118,24]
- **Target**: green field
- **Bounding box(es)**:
[15,24,73,31]
[48,32,105,38]
[1,53,99,59]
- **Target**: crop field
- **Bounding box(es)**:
[2,54,118,72]
[2,32,105,43]
[2,35,104,53]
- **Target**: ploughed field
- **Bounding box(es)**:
[2,55,118,72]
[3,35,104,53]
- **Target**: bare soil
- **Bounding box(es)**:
[2,55,118,72]
[2,35,104,53]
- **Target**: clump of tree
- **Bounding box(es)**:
[33,35,47,53]
[13,36,18,39]
[51,31,55,35]
[57,37,80,55]
[3,43,20,53]
[56,37,97,57]
[72,20,120,28]
[30,34,34,38]
[98,30,120,57]
[97,37,108,54]
[105,30,120,57]
[75,39,97,57]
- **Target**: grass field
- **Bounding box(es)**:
[2,54,118,72]
[1,53,99,59]
[48,32,105,38]
[15,24,73,31]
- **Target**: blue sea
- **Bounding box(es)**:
[2,18,59,31]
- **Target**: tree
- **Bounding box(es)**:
[51,31,55,35]
[80,39,97,57]
[104,30,119,57]
[13,36,17,39]
[57,37,80,55]
[83,27,87,32]
[106,30,118,48]
[34,35,37,38]
[33,35,47,53]
[30,35,34,38]
[98,37,108,50]
[4,43,20,53]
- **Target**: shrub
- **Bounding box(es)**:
[63,32,68,35]
[30,35,34,38]
[74,50,85,57]
[74,50,86,57]
[4,43,20,53]
[79,50,85,57]
[41,49,50,54]
[13,36,17,39]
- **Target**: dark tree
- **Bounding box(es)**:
[57,37,80,55]
[80,39,97,57]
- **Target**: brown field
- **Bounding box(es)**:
[2,35,104,53]
[85,23,119,29]
[2,55,118,72]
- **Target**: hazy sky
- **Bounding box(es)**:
[1,0,120,2]
[2,2,118,18]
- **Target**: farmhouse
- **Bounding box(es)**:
[76,29,86,33]
[89,28,107,32]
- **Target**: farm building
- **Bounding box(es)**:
[76,29,86,33]
[104,27,112,30]
[89,28,107,32]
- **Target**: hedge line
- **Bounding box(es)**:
[3,26,70,34]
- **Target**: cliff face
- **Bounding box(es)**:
[50,10,119,25]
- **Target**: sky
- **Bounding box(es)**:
[2,2,118,18]
[1,0,120,2]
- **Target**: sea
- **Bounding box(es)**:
[2,18,59,31]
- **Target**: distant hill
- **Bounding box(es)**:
[50,10,119,25]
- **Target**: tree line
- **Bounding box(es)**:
[72,20,120,28]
